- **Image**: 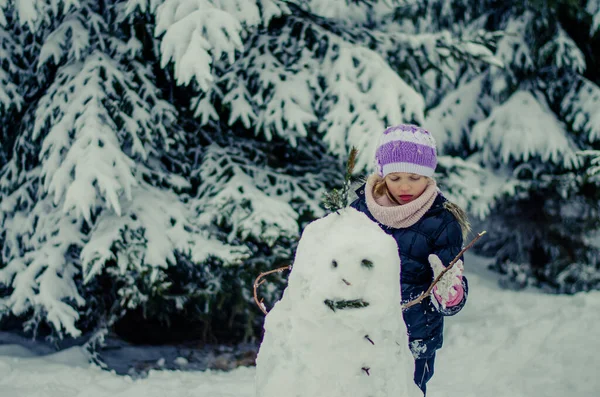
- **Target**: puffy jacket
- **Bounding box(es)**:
[350,184,468,359]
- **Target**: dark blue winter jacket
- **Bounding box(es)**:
[350,185,468,359]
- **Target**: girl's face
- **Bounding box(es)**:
[384,172,429,204]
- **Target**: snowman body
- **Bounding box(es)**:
[255,208,422,397]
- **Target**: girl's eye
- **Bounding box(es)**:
[410,176,421,181]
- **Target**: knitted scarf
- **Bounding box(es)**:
[365,174,439,228]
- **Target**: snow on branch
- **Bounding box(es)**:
[192,11,500,173]
[0,0,39,29]
[192,143,324,245]
[192,22,323,147]
[435,155,519,220]
[470,90,579,168]
[577,150,600,180]
[424,74,486,151]
[0,183,87,337]
[561,77,600,143]
[81,184,249,283]
[252,61,317,146]
[435,30,503,69]
[154,0,286,89]
[192,14,432,161]
[33,53,140,222]
[0,0,81,31]
[374,26,502,84]
[319,42,425,172]
[38,13,93,67]
[125,0,165,15]
[0,26,23,112]
[539,24,586,74]
[492,14,534,83]
[305,0,395,21]
[587,0,600,35]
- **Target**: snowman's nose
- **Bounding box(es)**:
[342,278,351,286]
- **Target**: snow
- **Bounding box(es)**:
[319,43,426,172]
[539,25,586,74]
[154,0,285,89]
[561,76,600,142]
[587,0,600,35]
[424,74,486,151]
[2,253,600,396]
[470,90,579,167]
[255,208,421,397]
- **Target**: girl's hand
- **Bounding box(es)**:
[428,254,464,308]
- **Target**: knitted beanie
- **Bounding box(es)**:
[375,124,437,177]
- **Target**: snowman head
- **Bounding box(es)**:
[287,209,402,316]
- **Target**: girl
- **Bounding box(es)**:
[350,124,470,395]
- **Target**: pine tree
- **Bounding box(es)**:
[1,0,501,342]
[151,0,498,339]
[0,0,244,340]
[424,0,600,292]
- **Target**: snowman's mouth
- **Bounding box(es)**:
[324,299,369,312]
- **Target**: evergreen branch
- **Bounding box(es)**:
[322,146,359,212]
[402,231,487,310]
[341,146,358,209]
[324,299,370,312]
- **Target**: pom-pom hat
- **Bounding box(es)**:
[375,124,437,178]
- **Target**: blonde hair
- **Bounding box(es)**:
[443,201,471,240]
[372,175,471,239]
[373,176,400,205]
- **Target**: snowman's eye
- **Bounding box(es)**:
[332,260,338,269]
[361,259,373,269]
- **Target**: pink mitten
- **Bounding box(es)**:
[428,254,464,309]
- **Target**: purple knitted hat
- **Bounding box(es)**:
[375,124,437,177]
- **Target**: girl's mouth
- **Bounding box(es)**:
[399,195,413,202]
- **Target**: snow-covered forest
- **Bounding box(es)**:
[1,0,600,345]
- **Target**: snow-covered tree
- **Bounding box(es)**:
[424,0,600,292]
[1,0,502,343]
[143,0,499,340]
[0,1,245,340]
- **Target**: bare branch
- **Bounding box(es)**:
[253,265,292,315]
[402,231,487,310]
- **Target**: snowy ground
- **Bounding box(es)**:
[1,253,599,397]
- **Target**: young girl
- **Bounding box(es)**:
[350,124,470,395]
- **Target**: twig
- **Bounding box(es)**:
[253,265,292,315]
[341,147,358,207]
[402,231,487,310]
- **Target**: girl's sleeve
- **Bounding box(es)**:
[431,219,469,316]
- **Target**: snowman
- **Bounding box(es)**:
[255,208,422,397]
